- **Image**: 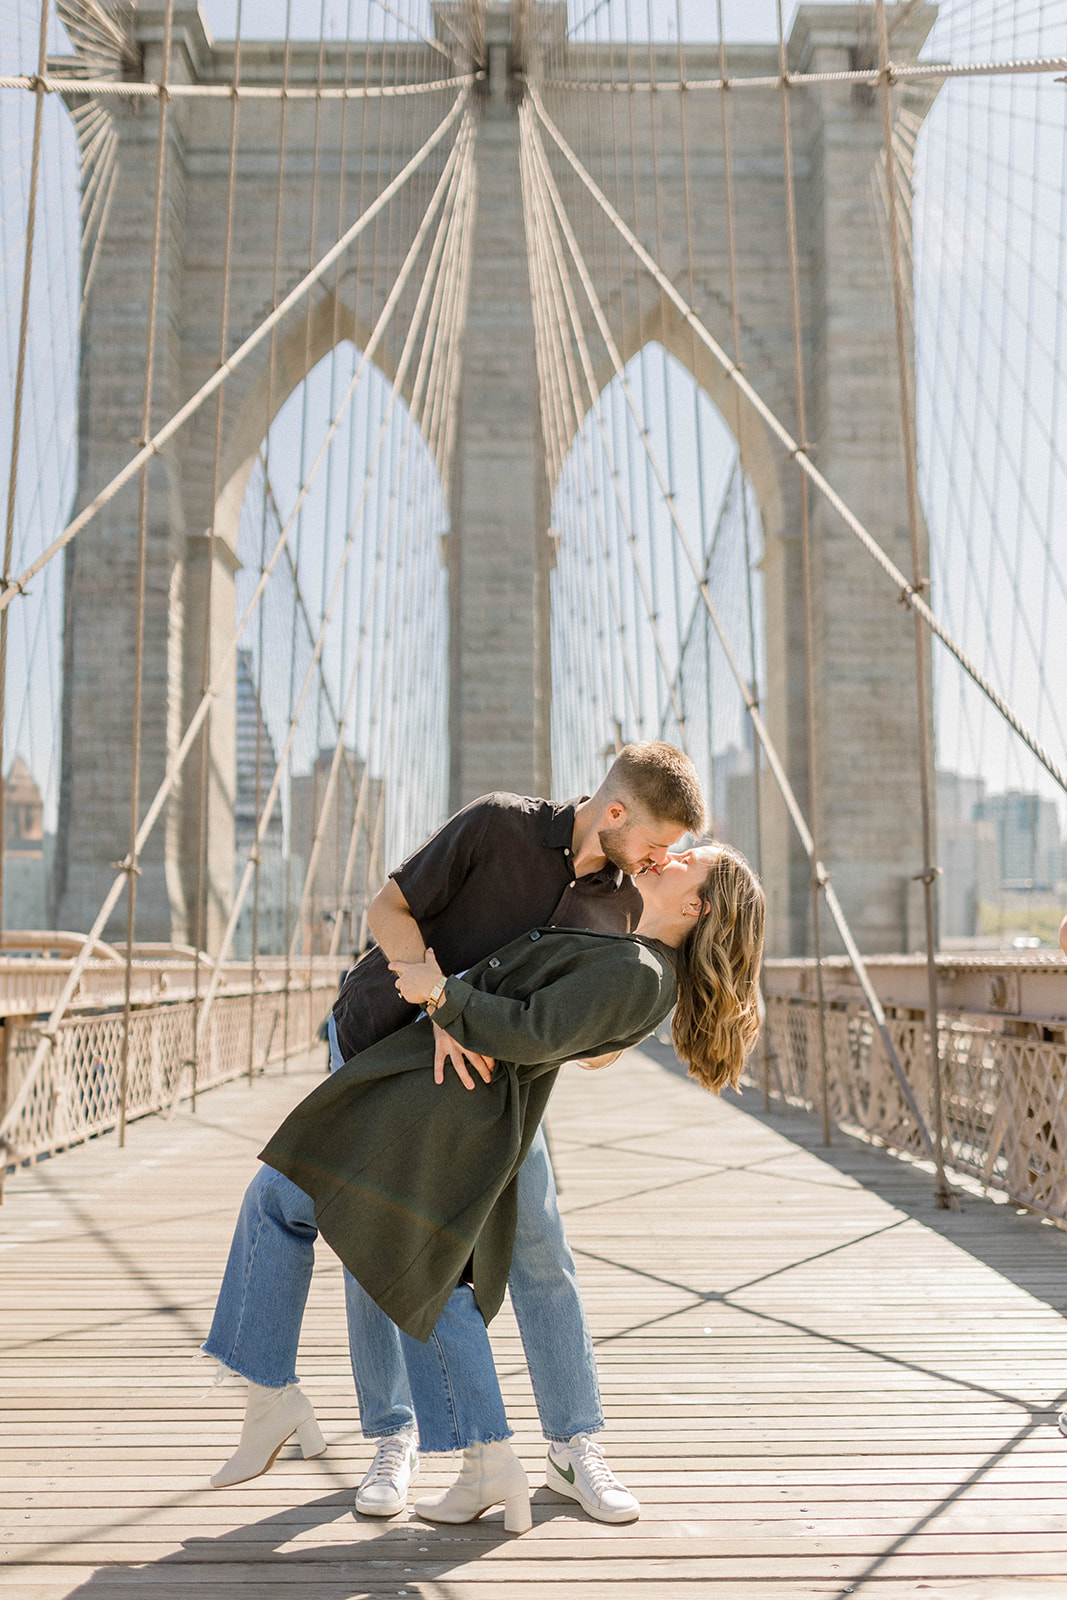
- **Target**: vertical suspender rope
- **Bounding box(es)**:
[0,0,51,929]
[526,85,1067,800]
[314,3,360,970]
[525,91,938,1163]
[191,2,243,1106]
[521,124,651,739]
[714,0,780,1114]
[0,89,471,1160]
[192,131,468,1045]
[523,112,690,741]
[288,122,474,960]
[775,0,832,1146]
[0,87,473,613]
[292,0,330,1004]
[253,0,293,1070]
[118,3,175,1145]
[875,0,952,1207]
[531,187,634,748]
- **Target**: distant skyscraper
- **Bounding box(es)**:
[975,790,1063,893]
[232,650,287,957]
[937,771,998,940]
[3,758,53,929]
[289,747,385,957]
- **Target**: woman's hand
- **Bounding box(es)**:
[388,947,444,1006]
[568,1048,623,1072]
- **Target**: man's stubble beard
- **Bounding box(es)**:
[597,822,648,877]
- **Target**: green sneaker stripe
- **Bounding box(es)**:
[549,1456,576,1485]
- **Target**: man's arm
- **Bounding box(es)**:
[367,877,427,964]
[370,879,495,1089]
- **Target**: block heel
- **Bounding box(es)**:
[296,1415,327,1460]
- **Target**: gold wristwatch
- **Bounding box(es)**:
[425,975,447,1014]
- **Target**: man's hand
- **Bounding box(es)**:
[433,1022,495,1090]
[389,948,444,1005]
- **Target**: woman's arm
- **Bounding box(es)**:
[392,939,673,1067]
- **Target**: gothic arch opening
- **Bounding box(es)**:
[549,338,766,869]
[227,337,449,957]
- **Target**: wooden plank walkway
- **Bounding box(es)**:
[3,1042,1067,1599]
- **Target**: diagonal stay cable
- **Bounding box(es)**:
[522,109,689,741]
[286,124,475,961]
[195,122,474,1042]
[0,122,467,1156]
[528,83,1067,802]
[0,83,471,616]
[522,94,937,1160]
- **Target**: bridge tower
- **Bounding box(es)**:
[54,1,937,958]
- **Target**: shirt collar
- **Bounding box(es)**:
[544,798,625,889]
[540,798,581,849]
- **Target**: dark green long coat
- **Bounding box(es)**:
[260,927,677,1341]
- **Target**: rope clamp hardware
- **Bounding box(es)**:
[912,867,942,885]
[110,858,142,876]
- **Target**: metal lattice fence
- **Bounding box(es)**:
[1,979,334,1172]
[763,995,1067,1221]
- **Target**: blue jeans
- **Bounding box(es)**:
[329,1014,604,1445]
[202,1163,509,1452]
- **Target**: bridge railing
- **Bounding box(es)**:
[0,954,342,1173]
[760,954,1067,1221]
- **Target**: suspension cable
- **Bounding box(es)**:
[0,116,468,1157]
[774,0,832,1147]
[117,0,175,1147]
[0,85,471,614]
[521,87,937,1160]
[528,83,1067,800]
[875,0,952,1205]
[0,0,51,927]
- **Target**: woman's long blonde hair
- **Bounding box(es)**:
[671,843,765,1092]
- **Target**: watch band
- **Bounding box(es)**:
[425,975,447,1014]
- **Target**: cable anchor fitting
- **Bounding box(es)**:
[912,866,942,886]
[898,574,930,609]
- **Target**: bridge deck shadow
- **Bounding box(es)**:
[2,1046,1067,1599]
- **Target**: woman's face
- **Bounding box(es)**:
[637,845,716,919]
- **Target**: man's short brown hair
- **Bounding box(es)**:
[605,742,706,835]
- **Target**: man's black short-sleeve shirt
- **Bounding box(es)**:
[332,792,643,1059]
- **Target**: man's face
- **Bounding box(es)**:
[597,806,679,876]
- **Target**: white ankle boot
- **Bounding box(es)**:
[413,1440,531,1534]
[211,1381,326,1488]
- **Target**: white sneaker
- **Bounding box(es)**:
[545,1433,640,1523]
[355,1430,419,1516]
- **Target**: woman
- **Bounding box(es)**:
[202,843,763,1533]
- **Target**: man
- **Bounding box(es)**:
[329,742,705,1524]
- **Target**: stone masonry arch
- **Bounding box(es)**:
[56,0,939,957]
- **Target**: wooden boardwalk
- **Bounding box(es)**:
[3,1042,1067,1599]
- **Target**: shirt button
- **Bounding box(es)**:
[563,848,570,856]
[530,930,541,940]
[489,958,500,968]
